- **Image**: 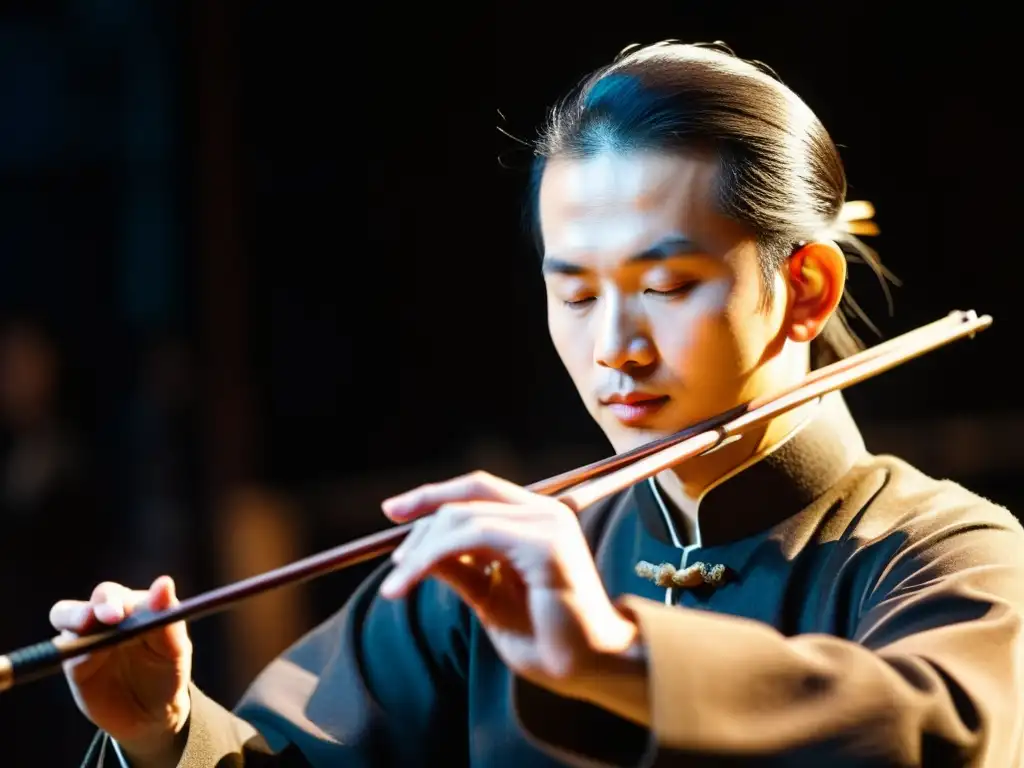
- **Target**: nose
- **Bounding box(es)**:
[595,295,656,371]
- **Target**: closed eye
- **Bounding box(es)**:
[563,297,596,309]
[645,282,698,298]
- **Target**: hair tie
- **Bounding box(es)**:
[837,200,879,236]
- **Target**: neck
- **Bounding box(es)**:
[655,398,818,538]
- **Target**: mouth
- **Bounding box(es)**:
[600,394,670,425]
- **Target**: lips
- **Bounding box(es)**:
[603,392,666,405]
[601,392,670,425]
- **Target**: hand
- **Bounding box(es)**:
[379,471,638,687]
[49,577,192,766]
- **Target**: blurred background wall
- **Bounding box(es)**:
[0,1,1018,763]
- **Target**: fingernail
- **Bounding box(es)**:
[382,497,408,518]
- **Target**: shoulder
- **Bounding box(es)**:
[850,453,1024,598]
[868,454,1019,528]
[861,452,1021,537]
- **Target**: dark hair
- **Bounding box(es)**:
[526,40,891,367]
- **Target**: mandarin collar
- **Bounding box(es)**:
[637,393,867,549]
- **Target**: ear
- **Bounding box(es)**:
[785,241,846,343]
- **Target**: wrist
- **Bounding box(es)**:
[557,611,644,692]
[592,610,642,659]
[569,612,650,726]
[119,690,191,768]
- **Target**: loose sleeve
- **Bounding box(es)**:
[78,562,472,767]
[523,503,1024,766]
[79,687,305,767]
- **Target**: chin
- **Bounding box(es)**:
[603,422,668,454]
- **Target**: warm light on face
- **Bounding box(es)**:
[538,150,798,454]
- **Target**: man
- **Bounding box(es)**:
[57,41,1024,766]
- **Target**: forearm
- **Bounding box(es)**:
[519,596,1019,766]
[617,595,1004,761]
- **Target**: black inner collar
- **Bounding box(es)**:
[638,393,867,548]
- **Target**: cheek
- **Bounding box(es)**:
[653,280,743,376]
[547,304,592,384]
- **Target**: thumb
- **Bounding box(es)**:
[139,575,191,661]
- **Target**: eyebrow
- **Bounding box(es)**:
[541,235,700,275]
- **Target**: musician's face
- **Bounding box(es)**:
[538,150,816,453]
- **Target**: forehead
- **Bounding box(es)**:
[537,150,749,262]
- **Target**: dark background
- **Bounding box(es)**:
[0,2,1019,763]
